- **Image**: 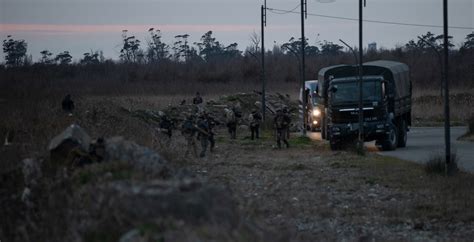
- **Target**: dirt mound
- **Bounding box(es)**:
[127,92,300,131]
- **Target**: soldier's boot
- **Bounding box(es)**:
[200,151,206,158]
[284,140,290,148]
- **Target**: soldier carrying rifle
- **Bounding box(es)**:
[196,113,211,158]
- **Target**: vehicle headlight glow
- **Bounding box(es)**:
[312,108,321,117]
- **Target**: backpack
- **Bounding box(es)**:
[275,115,287,129]
[249,113,260,127]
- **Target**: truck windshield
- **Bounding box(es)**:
[331,81,381,103]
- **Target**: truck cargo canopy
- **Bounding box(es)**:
[318,60,410,99]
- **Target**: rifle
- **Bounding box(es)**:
[193,125,210,136]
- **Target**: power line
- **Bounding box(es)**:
[266,7,474,30]
[267,4,301,15]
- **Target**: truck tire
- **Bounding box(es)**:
[380,124,398,151]
[397,120,407,148]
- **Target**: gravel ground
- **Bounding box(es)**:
[184,129,474,241]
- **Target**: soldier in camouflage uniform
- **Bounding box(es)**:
[196,114,210,157]
[248,109,262,140]
[225,108,237,139]
[159,114,173,138]
[203,111,218,152]
[273,109,291,149]
[182,114,197,157]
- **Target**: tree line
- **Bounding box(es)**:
[1,30,473,92]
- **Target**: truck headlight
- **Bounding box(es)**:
[312,108,321,117]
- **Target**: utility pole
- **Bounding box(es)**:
[357,0,365,152]
[301,0,307,136]
[443,0,452,173]
[261,1,267,123]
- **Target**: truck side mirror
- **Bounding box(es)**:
[381,81,387,100]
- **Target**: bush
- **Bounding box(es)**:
[425,153,459,175]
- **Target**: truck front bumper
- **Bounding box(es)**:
[329,121,389,142]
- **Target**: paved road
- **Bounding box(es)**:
[307,127,474,172]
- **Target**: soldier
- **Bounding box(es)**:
[203,111,218,152]
[159,114,173,138]
[283,106,291,139]
[225,108,237,139]
[182,114,198,157]
[248,109,262,140]
[196,114,210,157]
[61,94,75,114]
[193,92,203,105]
[273,109,291,149]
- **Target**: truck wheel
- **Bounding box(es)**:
[397,120,407,148]
[381,124,398,151]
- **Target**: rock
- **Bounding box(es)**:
[48,124,91,152]
[47,124,91,173]
[119,229,141,242]
[105,136,171,177]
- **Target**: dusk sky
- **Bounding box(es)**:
[1,0,473,61]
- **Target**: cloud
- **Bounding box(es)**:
[0,23,297,34]
[0,23,306,37]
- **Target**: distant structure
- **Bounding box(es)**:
[368,42,377,52]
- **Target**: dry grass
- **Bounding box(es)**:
[412,88,474,126]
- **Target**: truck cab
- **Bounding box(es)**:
[327,76,390,149]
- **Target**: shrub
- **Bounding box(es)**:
[425,153,459,175]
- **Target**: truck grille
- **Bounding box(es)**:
[329,107,382,123]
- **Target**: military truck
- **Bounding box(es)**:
[317,60,412,151]
[302,80,323,131]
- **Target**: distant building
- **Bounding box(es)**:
[368,42,377,52]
